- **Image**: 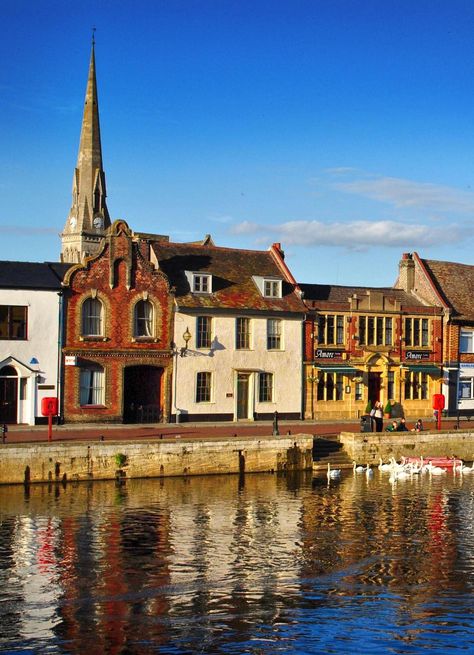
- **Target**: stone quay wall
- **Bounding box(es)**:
[340,429,474,464]
[0,435,314,485]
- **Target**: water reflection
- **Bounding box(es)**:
[0,470,473,654]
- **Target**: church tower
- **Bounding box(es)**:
[61,38,111,263]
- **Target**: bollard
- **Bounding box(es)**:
[1,424,7,444]
[272,411,280,436]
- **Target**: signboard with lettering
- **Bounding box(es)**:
[65,355,77,366]
[314,349,344,359]
[405,351,431,361]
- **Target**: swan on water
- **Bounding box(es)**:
[327,462,341,479]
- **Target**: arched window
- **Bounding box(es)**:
[82,298,103,336]
[80,364,104,405]
[134,300,153,337]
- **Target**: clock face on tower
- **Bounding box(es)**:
[69,216,77,229]
[93,216,104,229]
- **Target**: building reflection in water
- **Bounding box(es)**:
[0,471,473,653]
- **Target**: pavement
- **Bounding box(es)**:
[0,416,463,444]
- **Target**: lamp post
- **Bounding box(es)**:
[173,327,192,423]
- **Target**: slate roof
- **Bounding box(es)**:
[152,241,305,313]
[0,261,72,290]
[299,283,430,310]
[421,258,474,321]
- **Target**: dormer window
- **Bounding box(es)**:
[264,279,281,298]
[185,271,212,294]
[252,276,283,298]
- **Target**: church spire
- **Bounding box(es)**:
[61,37,111,263]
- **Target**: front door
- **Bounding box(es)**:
[123,366,162,423]
[368,372,381,407]
[0,368,18,424]
[236,373,251,420]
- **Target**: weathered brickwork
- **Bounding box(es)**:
[62,221,174,423]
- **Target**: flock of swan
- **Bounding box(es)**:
[326,457,474,482]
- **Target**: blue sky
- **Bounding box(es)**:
[1,0,473,286]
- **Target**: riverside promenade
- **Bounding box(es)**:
[0,416,463,445]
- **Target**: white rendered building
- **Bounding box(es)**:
[153,238,306,422]
[0,262,70,425]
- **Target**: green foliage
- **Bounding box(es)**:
[365,400,372,414]
[115,453,127,468]
[384,401,392,416]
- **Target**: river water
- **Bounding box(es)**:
[1,468,474,654]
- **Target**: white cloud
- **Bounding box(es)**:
[231,220,261,235]
[231,219,470,250]
[326,170,474,214]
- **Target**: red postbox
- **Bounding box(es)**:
[432,394,445,431]
[41,397,58,441]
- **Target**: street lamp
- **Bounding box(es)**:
[181,326,192,356]
[173,327,192,423]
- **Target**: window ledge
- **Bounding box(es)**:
[79,336,109,342]
[79,405,107,409]
[132,337,159,343]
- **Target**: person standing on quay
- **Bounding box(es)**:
[370,400,384,432]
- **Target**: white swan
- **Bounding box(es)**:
[327,462,341,479]
[378,457,392,472]
[365,463,374,478]
[353,461,365,473]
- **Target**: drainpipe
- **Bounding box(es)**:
[56,290,64,424]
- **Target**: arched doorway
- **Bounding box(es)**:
[0,366,18,424]
[123,366,163,423]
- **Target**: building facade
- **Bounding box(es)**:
[301,269,444,420]
[395,252,474,416]
[61,220,174,423]
[153,238,306,422]
[0,262,70,425]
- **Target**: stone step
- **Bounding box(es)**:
[312,436,353,470]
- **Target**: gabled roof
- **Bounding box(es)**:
[420,258,474,321]
[152,240,305,313]
[299,283,430,310]
[0,261,72,290]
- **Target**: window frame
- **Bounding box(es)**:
[0,305,28,340]
[459,376,474,400]
[81,297,103,337]
[196,371,212,403]
[358,316,393,346]
[236,317,252,350]
[266,318,282,350]
[460,330,474,354]
[404,371,428,400]
[316,372,344,401]
[134,299,154,338]
[317,314,345,346]
[404,317,430,347]
[79,365,105,406]
[196,316,212,349]
[263,279,282,298]
[259,372,274,402]
[193,274,212,294]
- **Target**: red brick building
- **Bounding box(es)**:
[395,252,474,416]
[61,221,174,423]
